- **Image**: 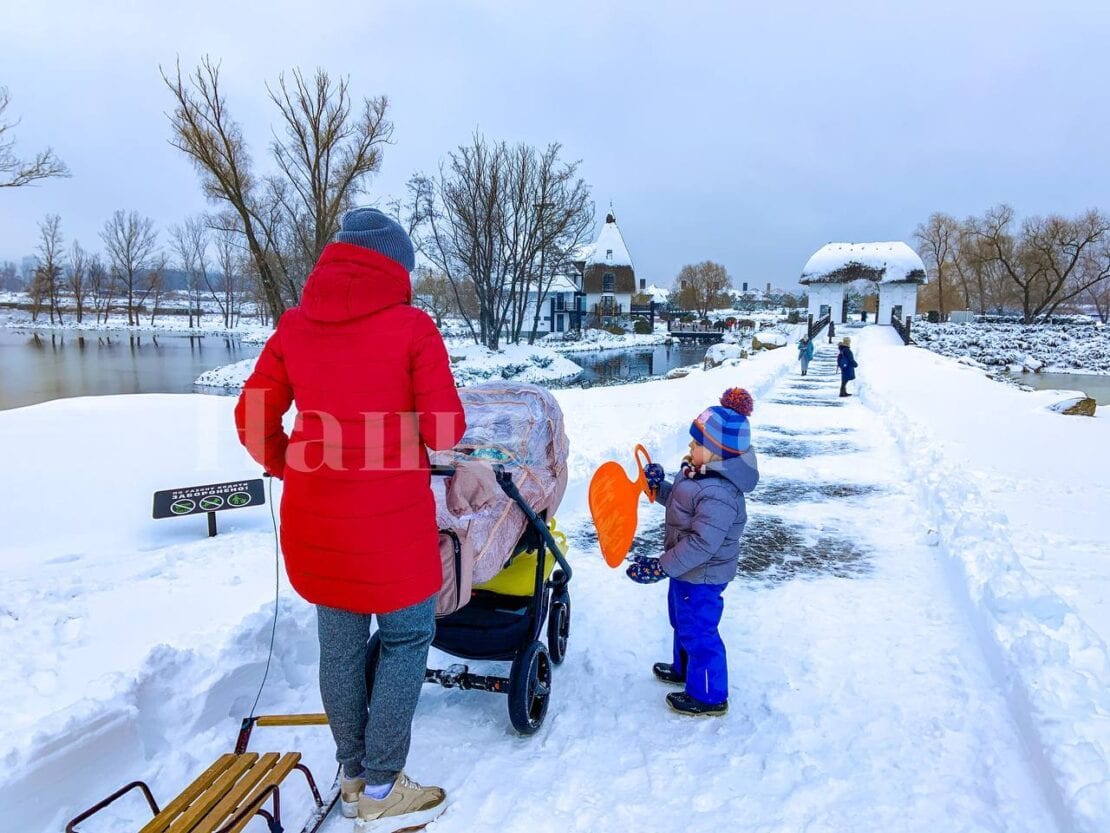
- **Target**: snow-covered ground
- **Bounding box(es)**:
[3,327,1108,832]
[538,328,671,353]
[195,342,585,391]
[914,321,1110,374]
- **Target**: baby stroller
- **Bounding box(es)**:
[365,382,572,735]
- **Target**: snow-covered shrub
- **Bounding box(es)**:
[914,322,1110,373]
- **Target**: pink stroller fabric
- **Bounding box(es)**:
[430,382,569,584]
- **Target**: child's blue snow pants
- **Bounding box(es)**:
[667,578,729,704]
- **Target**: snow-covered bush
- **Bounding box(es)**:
[914,322,1110,373]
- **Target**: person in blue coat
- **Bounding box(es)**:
[837,337,858,396]
[797,336,814,376]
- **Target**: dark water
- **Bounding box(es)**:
[0,328,705,410]
[566,343,708,387]
[0,328,261,411]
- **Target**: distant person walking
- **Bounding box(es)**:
[837,337,858,397]
[797,336,814,376]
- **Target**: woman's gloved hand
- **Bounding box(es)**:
[644,463,665,491]
[626,555,667,584]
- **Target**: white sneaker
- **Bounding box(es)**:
[354,772,446,832]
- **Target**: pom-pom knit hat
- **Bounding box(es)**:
[689,387,753,459]
[335,207,416,272]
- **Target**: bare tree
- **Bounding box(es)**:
[1085,275,1110,323]
[412,266,455,326]
[413,135,593,349]
[970,204,1110,323]
[163,59,393,321]
[267,69,393,299]
[87,254,112,324]
[672,261,731,318]
[145,258,167,325]
[163,59,284,320]
[213,226,245,328]
[28,266,49,322]
[35,214,64,324]
[0,87,69,188]
[67,241,89,324]
[914,212,959,317]
[521,145,593,344]
[170,217,210,327]
[101,209,158,326]
[416,136,507,348]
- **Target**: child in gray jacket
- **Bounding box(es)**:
[626,387,759,716]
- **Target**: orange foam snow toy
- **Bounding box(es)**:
[589,444,657,568]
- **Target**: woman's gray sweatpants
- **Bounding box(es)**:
[316,597,436,784]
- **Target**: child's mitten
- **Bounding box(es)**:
[644,463,665,491]
[626,555,667,584]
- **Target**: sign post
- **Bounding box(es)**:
[153,478,267,537]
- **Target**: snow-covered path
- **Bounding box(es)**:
[336,343,1059,832]
[1,339,1084,832]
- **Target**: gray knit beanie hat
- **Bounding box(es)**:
[335,207,415,272]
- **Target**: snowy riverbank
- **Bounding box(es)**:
[539,328,671,353]
[1,304,273,344]
[195,342,586,391]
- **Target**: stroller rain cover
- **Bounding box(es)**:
[430,382,569,584]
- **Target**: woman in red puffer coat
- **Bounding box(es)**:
[234,208,464,826]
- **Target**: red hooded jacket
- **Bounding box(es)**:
[234,243,465,613]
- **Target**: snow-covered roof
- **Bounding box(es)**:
[800,242,927,285]
[585,213,634,269]
[547,274,579,294]
[571,242,594,263]
[643,284,670,302]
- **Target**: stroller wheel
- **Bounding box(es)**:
[548,593,571,665]
[364,632,383,700]
[508,641,551,735]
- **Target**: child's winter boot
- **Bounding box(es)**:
[652,662,685,685]
[666,691,728,717]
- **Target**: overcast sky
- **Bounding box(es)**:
[3,0,1110,289]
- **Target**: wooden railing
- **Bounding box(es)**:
[891,312,913,345]
[807,313,830,340]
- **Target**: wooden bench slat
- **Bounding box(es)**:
[138,755,239,833]
[188,753,280,833]
[220,753,302,833]
[254,714,329,726]
[162,754,259,833]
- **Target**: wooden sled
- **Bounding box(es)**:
[65,714,337,833]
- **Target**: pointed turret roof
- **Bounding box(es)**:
[585,212,634,269]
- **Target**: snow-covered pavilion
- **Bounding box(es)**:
[800,242,927,326]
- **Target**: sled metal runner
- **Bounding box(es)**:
[66,714,339,833]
